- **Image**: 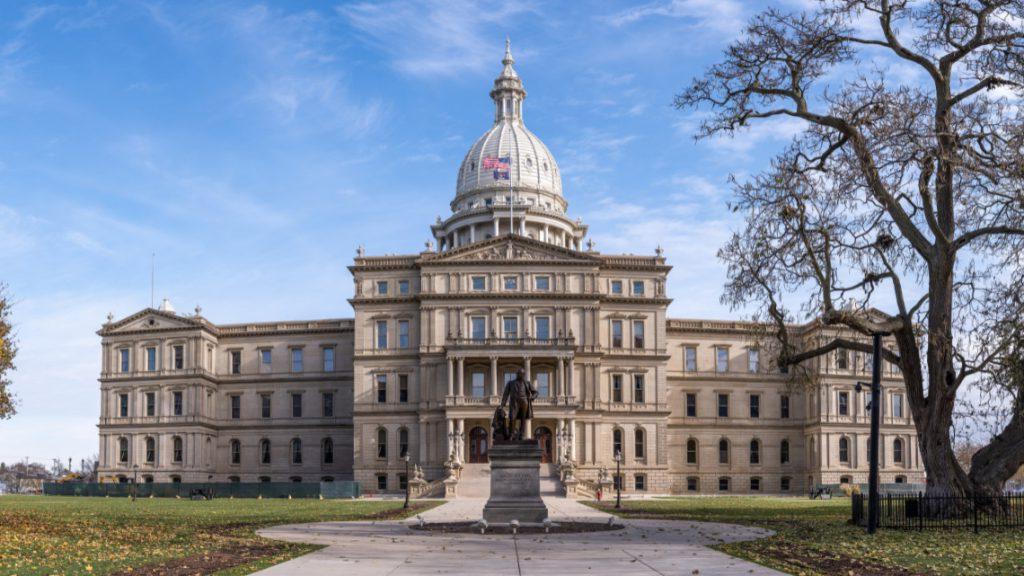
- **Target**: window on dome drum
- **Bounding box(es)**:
[377,474,387,491]
[718,393,729,417]
[119,348,130,373]
[686,393,697,417]
[715,347,729,373]
[291,348,303,372]
[230,351,241,374]
[839,437,850,463]
[230,395,240,420]
[260,349,272,373]
[836,349,849,370]
[633,375,645,403]
[781,439,790,464]
[633,320,644,348]
[634,474,646,491]
[781,395,790,419]
[719,439,730,464]
[611,320,623,348]
[747,349,759,373]
[145,437,155,463]
[399,374,409,403]
[146,347,157,371]
[173,391,183,416]
[322,438,334,464]
[260,440,271,464]
[398,320,410,348]
[376,321,388,349]
[632,280,644,295]
[399,428,409,458]
[376,281,388,295]
[749,394,760,418]
[892,393,904,418]
[610,280,623,294]
[173,345,184,370]
[261,394,271,418]
[781,476,791,491]
[291,393,302,418]
[472,372,486,398]
[838,391,849,416]
[687,477,699,491]
[145,392,155,417]
[504,276,518,290]
[536,372,550,397]
[377,428,388,459]
[749,439,760,464]
[612,375,623,403]
[686,439,698,464]
[398,280,410,295]
[471,316,486,340]
[323,347,335,372]
[503,316,518,339]
[322,392,334,417]
[893,438,904,463]
[230,440,241,465]
[535,316,550,341]
[635,428,646,459]
[535,276,550,291]
[750,477,761,491]
[172,437,182,463]
[719,477,730,492]
[118,438,129,463]
[613,429,623,457]
[684,346,697,371]
[291,439,302,464]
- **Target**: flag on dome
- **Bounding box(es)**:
[483,156,510,180]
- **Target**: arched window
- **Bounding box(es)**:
[839,437,850,463]
[749,439,760,465]
[145,437,156,463]
[172,436,183,463]
[291,438,302,464]
[686,438,698,464]
[377,428,388,459]
[322,438,334,464]
[780,439,790,464]
[893,438,904,463]
[718,438,730,464]
[612,428,623,458]
[634,428,646,460]
[290,476,302,483]
[230,439,241,464]
[399,428,409,458]
[118,437,129,463]
[260,439,271,464]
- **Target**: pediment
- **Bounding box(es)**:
[424,236,600,265]
[101,308,205,335]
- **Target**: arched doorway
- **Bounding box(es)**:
[535,426,553,463]
[469,427,489,463]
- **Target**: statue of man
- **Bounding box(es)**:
[499,368,536,441]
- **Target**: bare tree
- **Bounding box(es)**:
[678,0,1024,497]
[0,284,15,419]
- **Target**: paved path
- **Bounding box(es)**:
[254,496,785,575]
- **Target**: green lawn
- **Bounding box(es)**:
[0,495,439,576]
[589,497,1024,576]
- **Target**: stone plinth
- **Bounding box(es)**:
[483,441,548,523]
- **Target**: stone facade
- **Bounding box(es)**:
[96,44,924,493]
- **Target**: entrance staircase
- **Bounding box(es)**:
[457,463,491,498]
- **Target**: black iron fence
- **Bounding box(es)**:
[43,481,360,499]
[852,492,1024,532]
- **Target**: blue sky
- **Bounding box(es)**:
[0,0,806,464]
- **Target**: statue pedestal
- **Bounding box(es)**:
[483,441,548,523]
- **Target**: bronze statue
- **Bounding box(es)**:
[498,369,536,441]
[491,406,510,442]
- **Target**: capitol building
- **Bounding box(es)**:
[96,45,924,495]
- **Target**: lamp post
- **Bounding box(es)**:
[855,332,884,534]
[613,450,622,509]
[403,454,411,509]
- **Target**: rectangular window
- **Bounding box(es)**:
[686,393,697,417]
[719,477,730,492]
[610,280,623,294]
[146,347,157,371]
[715,347,729,373]
[173,391,183,416]
[291,393,302,418]
[838,391,849,416]
[504,276,519,290]
[322,392,334,417]
[687,477,698,491]
[634,474,646,491]
[749,394,761,418]
[471,372,485,397]
[781,395,790,419]
[376,374,387,403]
[837,350,849,370]
[612,374,623,403]
[892,393,904,418]
[535,276,550,291]
[230,395,240,419]
[119,393,128,417]
[632,280,644,295]
[781,477,791,491]
[684,346,697,372]
[377,474,387,491]
[376,280,388,295]
[471,316,486,341]
[231,351,241,374]
[399,474,408,490]
[535,316,550,341]
[633,374,645,403]
[399,374,409,403]
[536,372,550,397]
[145,392,155,417]
[398,320,410,348]
[173,345,184,370]
[119,349,130,373]
[376,320,388,349]
[747,349,759,373]
[398,280,410,294]
[718,393,729,418]
[261,394,271,418]
[471,276,486,291]
[611,320,623,348]
[502,316,518,339]
[750,477,761,492]
[260,349,272,372]
[633,320,644,348]
[291,348,303,372]
[323,347,335,372]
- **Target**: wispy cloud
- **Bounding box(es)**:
[605,0,746,35]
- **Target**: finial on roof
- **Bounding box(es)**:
[194,304,203,317]
[655,244,664,257]
[504,37,513,65]
[106,312,114,324]
[356,244,365,258]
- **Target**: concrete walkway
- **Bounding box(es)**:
[254,495,785,575]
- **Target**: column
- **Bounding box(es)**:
[447,358,454,397]
[470,225,476,243]
[418,420,427,463]
[457,358,465,397]
[570,419,577,461]
[493,218,499,237]
[457,419,465,464]
[524,356,531,382]
[543,225,550,243]
[568,360,575,398]
[446,419,454,459]
[557,418,565,460]
[556,359,564,398]
[490,356,499,397]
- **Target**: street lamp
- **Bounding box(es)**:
[403,453,411,509]
[855,332,885,534]
[613,450,623,509]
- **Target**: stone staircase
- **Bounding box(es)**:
[457,463,491,498]
[539,463,562,496]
